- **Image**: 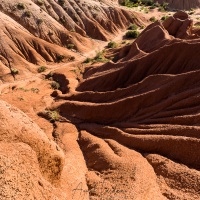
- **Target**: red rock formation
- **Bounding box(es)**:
[51,12,200,199]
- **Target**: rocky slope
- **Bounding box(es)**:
[0,0,145,82]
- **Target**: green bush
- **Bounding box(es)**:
[128,23,138,30]
[107,41,117,48]
[161,16,168,21]
[149,16,156,22]
[24,11,31,17]
[51,81,60,90]
[11,68,19,75]
[83,58,92,63]
[37,66,46,73]
[94,51,109,62]
[17,3,25,10]
[67,43,75,49]
[125,30,140,38]
[46,110,60,122]
[56,55,65,62]
[37,0,44,6]
[141,0,154,6]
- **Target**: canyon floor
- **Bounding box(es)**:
[0,0,200,200]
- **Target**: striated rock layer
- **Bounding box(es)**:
[0,0,145,82]
[52,12,200,199]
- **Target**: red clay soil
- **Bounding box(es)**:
[49,12,200,199]
[0,0,146,82]
[1,8,200,200]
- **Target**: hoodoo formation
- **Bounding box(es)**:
[0,0,200,200]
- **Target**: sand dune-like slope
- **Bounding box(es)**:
[50,12,200,199]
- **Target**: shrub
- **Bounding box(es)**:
[58,0,65,6]
[67,43,75,49]
[69,56,75,61]
[51,81,60,90]
[37,18,43,25]
[17,3,25,10]
[125,30,140,38]
[107,41,117,48]
[83,58,92,63]
[56,55,65,62]
[46,110,60,122]
[141,0,154,6]
[161,15,168,21]
[94,51,108,62]
[37,66,46,73]
[128,23,138,30]
[37,0,44,6]
[149,16,156,22]
[11,68,19,75]
[158,3,168,12]
[45,72,53,80]
[24,11,31,17]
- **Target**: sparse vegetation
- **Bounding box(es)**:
[158,3,168,12]
[11,68,19,75]
[69,56,75,61]
[107,41,117,48]
[58,0,65,6]
[46,110,60,122]
[45,72,54,80]
[51,81,60,90]
[120,0,153,7]
[17,3,25,10]
[161,15,168,21]
[149,16,156,22]
[128,23,138,30]
[67,43,75,49]
[125,30,140,39]
[37,18,43,25]
[140,25,145,29]
[56,55,65,62]
[37,66,46,73]
[18,96,24,101]
[94,50,109,62]
[83,58,92,63]
[24,11,31,18]
[37,0,44,6]
[31,88,40,93]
